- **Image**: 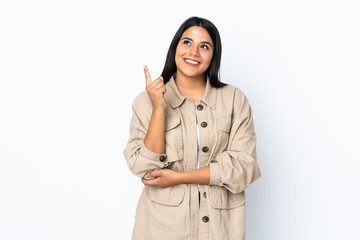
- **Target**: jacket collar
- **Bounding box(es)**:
[166,73,217,109]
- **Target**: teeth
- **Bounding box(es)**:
[185,59,199,64]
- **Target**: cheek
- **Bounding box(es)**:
[175,47,183,60]
[176,46,186,57]
[175,51,181,66]
[204,53,213,66]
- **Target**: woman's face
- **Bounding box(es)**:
[175,26,214,80]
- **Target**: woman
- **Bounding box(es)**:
[123,16,261,240]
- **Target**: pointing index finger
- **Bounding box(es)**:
[143,65,152,86]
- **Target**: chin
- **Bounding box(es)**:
[182,72,204,79]
[178,68,206,79]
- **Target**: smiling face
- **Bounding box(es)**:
[175,26,214,81]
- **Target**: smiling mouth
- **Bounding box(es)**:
[184,58,200,65]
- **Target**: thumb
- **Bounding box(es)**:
[149,170,161,177]
[159,76,166,96]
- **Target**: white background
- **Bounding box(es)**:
[1,0,359,239]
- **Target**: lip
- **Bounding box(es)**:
[184,58,200,66]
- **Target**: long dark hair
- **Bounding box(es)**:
[161,16,226,88]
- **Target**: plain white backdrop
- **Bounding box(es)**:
[1,0,359,239]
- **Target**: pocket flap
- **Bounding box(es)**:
[219,117,232,133]
[208,186,245,209]
[145,184,185,206]
[164,115,183,163]
[165,115,181,131]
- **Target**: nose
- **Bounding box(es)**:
[189,45,200,56]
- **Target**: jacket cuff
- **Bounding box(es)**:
[139,140,164,161]
[209,162,221,186]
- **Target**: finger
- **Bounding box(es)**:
[152,87,166,97]
[157,76,165,84]
[153,82,166,91]
[156,76,164,86]
[150,170,162,177]
[142,178,158,186]
[150,77,163,86]
[143,65,152,86]
[142,178,154,186]
[149,78,165,90]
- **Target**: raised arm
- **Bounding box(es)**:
[123,65,168,179]
[143,65,167,154]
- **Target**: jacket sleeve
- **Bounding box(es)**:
[123,94,167,179]
[208,88,261,193]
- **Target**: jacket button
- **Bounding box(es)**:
[200,122,207,128]
[159,155,166,162]
[203,192,207,198]
[202,216,209,223]
[202,146,209,153]
[197,104,204,111]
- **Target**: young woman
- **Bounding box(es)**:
[123,16,261,240]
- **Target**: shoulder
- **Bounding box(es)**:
[132,91,151,109]
[131,91,153,124]
[216,83,249,104]
[214,83,253,120]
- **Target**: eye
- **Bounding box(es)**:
[201,45,209,50]
[183,40,191,45]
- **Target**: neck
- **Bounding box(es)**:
[174,71,207,102]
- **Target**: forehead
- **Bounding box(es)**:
[181,26,213,43]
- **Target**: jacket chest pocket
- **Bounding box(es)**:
[165,115,183,163]
[216,117,232,152]
[208,186,245,209]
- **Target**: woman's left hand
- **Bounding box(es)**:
[141,169,182,188]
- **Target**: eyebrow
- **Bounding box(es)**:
[181,37,213,47]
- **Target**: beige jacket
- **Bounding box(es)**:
[123,75,261,240]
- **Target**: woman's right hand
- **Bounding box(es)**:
[144,65,167,110]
